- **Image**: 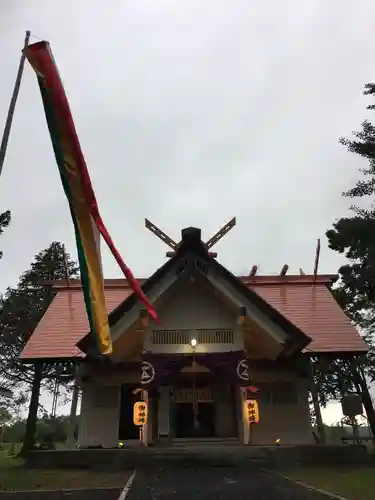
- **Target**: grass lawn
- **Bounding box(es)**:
[287,466,374,500]
[0,452,130,492]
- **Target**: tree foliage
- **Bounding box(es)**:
[0,241,79,390]
[2,414,74,445]
[312,356,368,405]
[322,83,375,412]
[0,407,11,426]
[327,83,375,331]
[0,210,10,260]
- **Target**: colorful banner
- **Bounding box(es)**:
[26,41,159,355]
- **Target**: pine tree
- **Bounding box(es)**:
[0,210,11,260]
[325,82,375,435]
[0,242,79,452]
[0,209,11,400]
[327,83,375,328]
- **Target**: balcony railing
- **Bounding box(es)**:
[151,329,235,346]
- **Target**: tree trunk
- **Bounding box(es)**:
[20,363,43,456]
[350,360,375,438]
[308,359,326,443]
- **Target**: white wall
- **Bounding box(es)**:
[78,377,313,447]
[155,281,235,330]
[214,383,237,437]
[78,383,120,448]
[143,281,244,354]
[249,380,313,445]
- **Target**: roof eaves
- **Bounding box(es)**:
[244,274,338,286]
[76,256,179,355]
[45,274,339,291]
[211,259,312,351]
[20,354,84,363]
[303,347,368,356]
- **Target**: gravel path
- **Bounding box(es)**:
[125,466,340,499]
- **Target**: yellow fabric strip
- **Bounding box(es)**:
[70,194,112,355]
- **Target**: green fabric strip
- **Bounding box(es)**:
[37,78,100,355]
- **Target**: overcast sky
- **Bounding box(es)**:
[1,1,375,422]
[1,0,375,290]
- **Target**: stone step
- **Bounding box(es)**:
[150,448,267,456]
[169,438,240,447]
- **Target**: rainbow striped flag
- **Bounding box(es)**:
[26,41,158,355]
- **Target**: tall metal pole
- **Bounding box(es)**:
[0,30,31,178]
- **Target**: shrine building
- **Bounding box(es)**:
[20,224,367,448]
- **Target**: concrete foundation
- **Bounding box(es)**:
[24,444,370,471]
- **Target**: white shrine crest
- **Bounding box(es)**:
[140,361,155,385]
[236,359,250,381]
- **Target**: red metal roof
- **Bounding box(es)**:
[20,275,367,360]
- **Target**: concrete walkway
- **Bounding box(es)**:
[125,466,340,499]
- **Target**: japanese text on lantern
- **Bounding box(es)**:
[133,401,148,426]
[244,399,259,424]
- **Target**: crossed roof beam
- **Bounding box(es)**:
[144,217,236,258]
[145,218,320,278]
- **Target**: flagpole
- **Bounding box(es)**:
[62,243,71,286]
[313,238,321,283]
[62,244,74,317]
[0,30,31,178]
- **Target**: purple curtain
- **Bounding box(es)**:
[139,351,251,388]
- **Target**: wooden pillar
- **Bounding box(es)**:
[158,386,171,440]
[141,390,149,446]
[307,358,326,444]
[170,387,176,439]
[66,382,79,448]
[239,386,249,444]
[215,383,236,437]
[235,385,244,443]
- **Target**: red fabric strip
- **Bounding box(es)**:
[26,41,159,323]
[92,210,159,322]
